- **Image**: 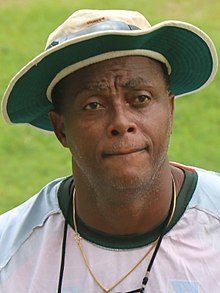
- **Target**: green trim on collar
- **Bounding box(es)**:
[58,168,198,250]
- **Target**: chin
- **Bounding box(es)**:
[106,171,152,191]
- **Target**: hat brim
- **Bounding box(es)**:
[2,20,218,131]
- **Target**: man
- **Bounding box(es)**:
[0,9,219,293]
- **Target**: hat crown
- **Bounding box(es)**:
[2,9,217,132]
[46,9,151,47]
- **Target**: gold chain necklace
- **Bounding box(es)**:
[73,176,177,292]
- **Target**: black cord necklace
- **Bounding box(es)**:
[57,176,176,293]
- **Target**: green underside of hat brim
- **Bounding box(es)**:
[6,26,213,131]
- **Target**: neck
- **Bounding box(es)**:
[72,165,184,236]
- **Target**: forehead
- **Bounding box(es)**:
[59,56,166,90]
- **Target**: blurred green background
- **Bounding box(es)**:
[0,0,220,214]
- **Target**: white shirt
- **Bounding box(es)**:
[1,164,220,293]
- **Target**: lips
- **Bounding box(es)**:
[102,146,148,158]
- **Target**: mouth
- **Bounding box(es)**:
[102,147,147,158]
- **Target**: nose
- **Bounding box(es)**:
[107,105,137,137]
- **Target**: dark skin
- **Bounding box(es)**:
[49,56,184,236]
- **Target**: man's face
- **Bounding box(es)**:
[50,56,174,195]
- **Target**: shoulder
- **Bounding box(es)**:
[0,177,66,270]
[172,162,220,216]
[189,166,220,216]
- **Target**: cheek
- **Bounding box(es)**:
[141,107,172,144]
[64,119,103,159]
[155,112,173,148]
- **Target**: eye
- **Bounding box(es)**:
[83,102,103,110]
[133,95,151,105]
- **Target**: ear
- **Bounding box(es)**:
[169,94,175,134]
[169,94,175,116]
[49,111,69,148]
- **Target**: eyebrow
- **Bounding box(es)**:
[75,77,153,96]
[76,82,110,94]
[123,77,153,89]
